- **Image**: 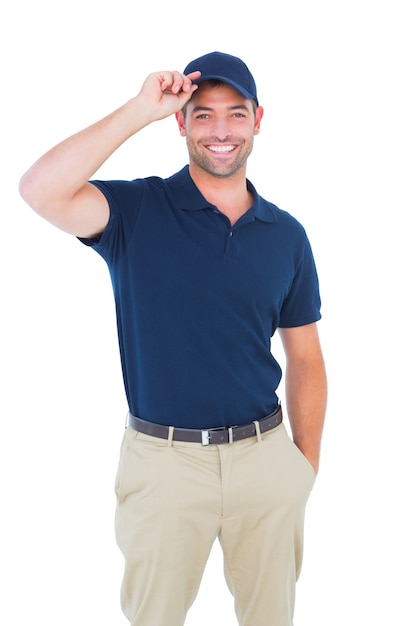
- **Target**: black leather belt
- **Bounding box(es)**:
[128,406,282,445]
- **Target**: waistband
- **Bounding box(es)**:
[128,406,282,446]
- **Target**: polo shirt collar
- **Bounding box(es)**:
[166,166,279,223]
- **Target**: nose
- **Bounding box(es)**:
[210,116,232,141]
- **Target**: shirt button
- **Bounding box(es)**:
[229,231,233,237]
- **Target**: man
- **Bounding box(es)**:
[20,52,327,626]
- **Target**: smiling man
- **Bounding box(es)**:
[19,52,327,626]
[178,82,262,184]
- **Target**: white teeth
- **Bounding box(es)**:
[207,145,235,153]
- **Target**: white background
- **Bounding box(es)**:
[1,1,416,624]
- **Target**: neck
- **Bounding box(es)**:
[189,164,252,225]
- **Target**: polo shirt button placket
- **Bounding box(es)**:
[224,228,238,260]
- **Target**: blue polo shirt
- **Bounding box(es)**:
[80,166,321,429]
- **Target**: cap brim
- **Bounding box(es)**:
[193,74,258,104]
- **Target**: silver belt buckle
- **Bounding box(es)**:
[201,430,210,446]
[202,426,236,446]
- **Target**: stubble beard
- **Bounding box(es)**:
[186,137,254,179]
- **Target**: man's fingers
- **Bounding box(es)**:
[161,70,201,94]
[185,70,202,83]
[138,69,202,120]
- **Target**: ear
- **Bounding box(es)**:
[253,105,264,136]
[175,111,187,137]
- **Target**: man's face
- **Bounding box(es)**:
[176,82,263,179]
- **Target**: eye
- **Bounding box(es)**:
[230,109,249,119]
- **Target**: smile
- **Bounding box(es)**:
[206,145,236,153]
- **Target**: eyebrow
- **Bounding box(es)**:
[191,104,251,114]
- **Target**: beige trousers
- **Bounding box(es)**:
[114,421,316,626]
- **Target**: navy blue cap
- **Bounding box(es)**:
[183,51,258,105]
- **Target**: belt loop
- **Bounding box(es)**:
[167,426,174,447]
[253,420,262,443]
[125,411,130,429]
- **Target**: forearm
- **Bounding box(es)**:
[19,96,149,212]
[285,356,327,474]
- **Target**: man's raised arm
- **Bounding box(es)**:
[19,71,200,238]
